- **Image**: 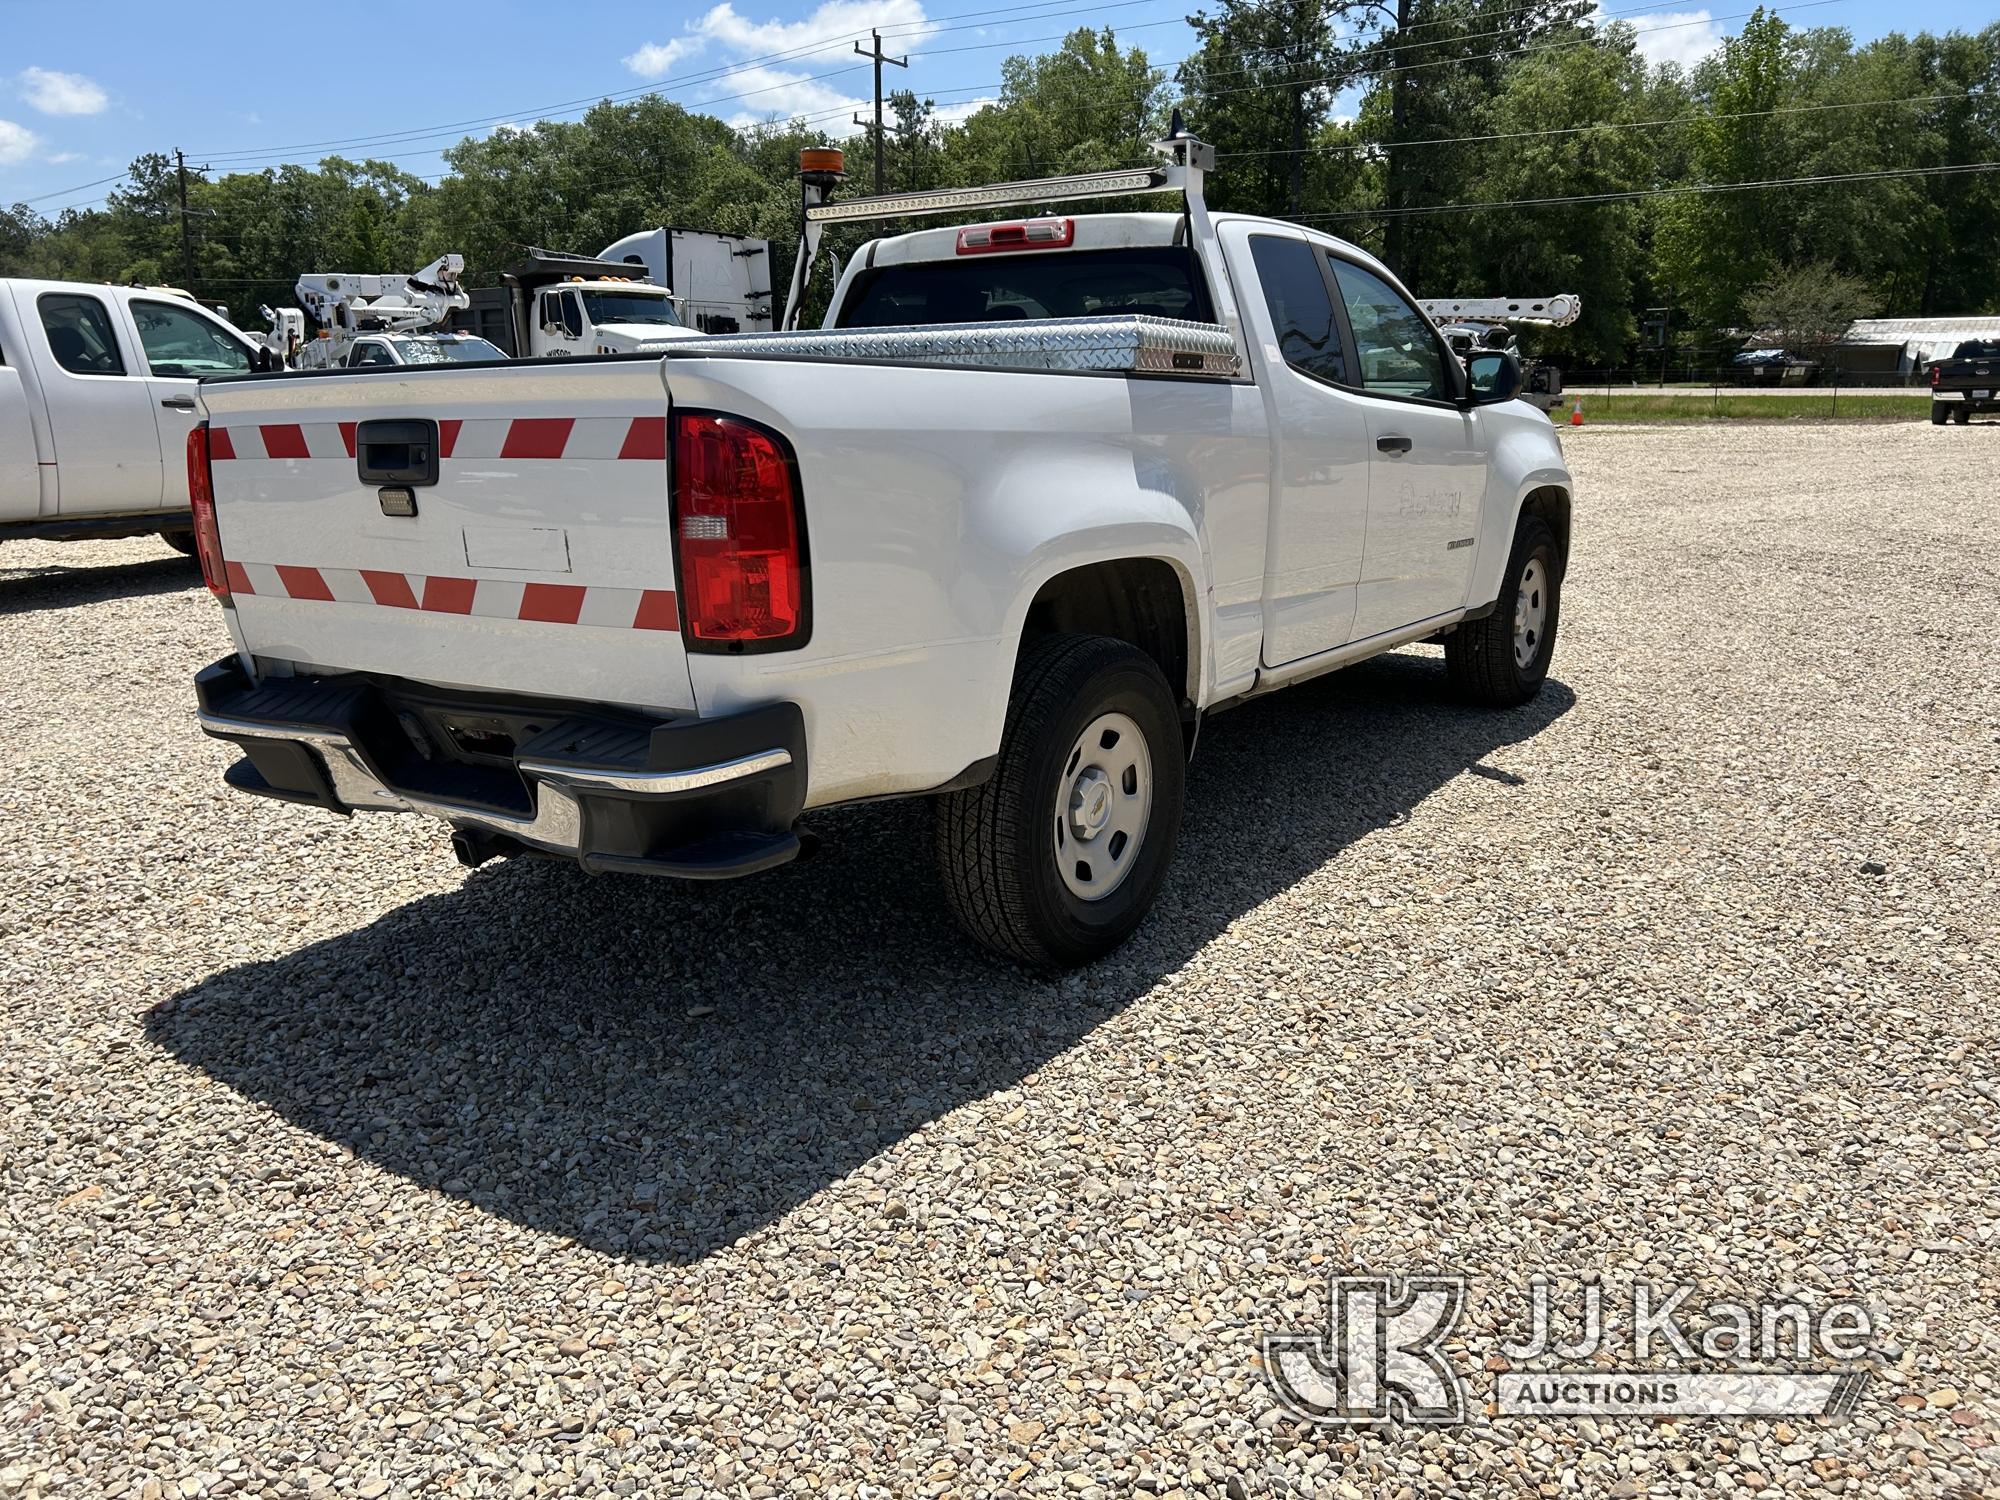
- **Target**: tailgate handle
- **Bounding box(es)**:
[356,419,439,487]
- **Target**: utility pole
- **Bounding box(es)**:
[852,30,908,195]
[173,148,204,291]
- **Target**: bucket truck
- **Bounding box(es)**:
[258,255,500,369]
[1420,294,1580,414]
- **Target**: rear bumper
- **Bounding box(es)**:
[194,657,807,879]
[1932,390,1997,403]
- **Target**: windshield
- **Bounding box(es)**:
[1951,340,2000,358]
[836,246,1213,328]
[389,336,506,364]
[579,290,681,327]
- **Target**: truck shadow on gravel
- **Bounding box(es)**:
[0,555,197,613]
[149,653,1572,1263]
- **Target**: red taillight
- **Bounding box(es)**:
[1931,363,1940,387]
[186,424,231,603]
[671,412,807,649]
[956,217,1074,255]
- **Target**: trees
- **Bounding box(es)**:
[945,29,1169,184]
[1177,0,1350,216]
[3,17,1993,355]
[1456,29,1655,359]
[1745,263,1875,355]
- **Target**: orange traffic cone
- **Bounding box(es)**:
[1569,399,1584,427]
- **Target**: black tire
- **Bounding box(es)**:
[1953,406,1972,425]
[935,634,1185,968]
[1445,515,1562,707]
[160,529,199,556]
[1931,404,1948,425]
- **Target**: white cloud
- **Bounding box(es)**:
[1600,7,1727,71]
[698,62,870,130]
[18,66,108,117]
[624,37,708,79]
[694,0,934,55]
[624,1,938,120]
[44,148,83,163]
[0,117,41,165]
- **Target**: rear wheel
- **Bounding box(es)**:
[1445,515,1562,707]
[1953,406,1972,425]
[1931,403,1950,425]
[160,529,199,556]
[936,634,1184,967]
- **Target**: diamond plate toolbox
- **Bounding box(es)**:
[670,314,1241,378]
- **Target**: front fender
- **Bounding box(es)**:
[1468,407,1572,609]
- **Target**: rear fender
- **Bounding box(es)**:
[983,469,1208,738]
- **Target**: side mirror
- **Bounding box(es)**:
[1466,350,1523,404]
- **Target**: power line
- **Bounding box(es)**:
[1214,89,1974,160]
[191,0,1186,162]
[186,0,1716,171]
[1190,0,1846,103]
[1304,160,2000,219]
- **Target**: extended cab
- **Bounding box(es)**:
[1,279,262,549]
[189,135,1573,966]
[1929,339,2000,425]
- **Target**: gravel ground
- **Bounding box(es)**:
[2,421,1995,1499]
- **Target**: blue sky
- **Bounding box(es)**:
[1,0,1989,214]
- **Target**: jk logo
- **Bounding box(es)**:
[1262,1275,1469,1425]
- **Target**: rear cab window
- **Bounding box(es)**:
[38,292,126,376]
[1248,235,1347,385]
[835,246,1214,329]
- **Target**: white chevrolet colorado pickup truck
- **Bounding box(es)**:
[190,134,1572,966]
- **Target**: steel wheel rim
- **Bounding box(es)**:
[1054,711,1153,901]
[1513,557,1548,670]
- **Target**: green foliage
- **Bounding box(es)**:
[1745,262,1876,350]
[1,17,1993,355]
[945,29,1169,183]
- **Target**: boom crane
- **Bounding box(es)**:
[1420,293,1582,414]
[1417,294,1580,328]
[258,254,472,369]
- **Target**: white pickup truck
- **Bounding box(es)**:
[190,134,1572,966]
[1,278,264,551]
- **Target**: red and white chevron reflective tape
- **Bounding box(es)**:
[223,562,679,631]
[208,416,667,463]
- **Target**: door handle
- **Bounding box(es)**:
[1376,435,1413,454]
[159,395,197,411]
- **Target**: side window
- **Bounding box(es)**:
[1248,236,1346,385]
[38,293,126,376]
[1329,258,1449,401]
[560,292,583,339]
[350,342,392,367]
[131,299,252,378]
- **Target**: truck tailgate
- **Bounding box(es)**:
[198,361,694,714]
